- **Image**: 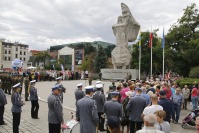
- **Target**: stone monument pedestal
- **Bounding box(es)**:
[101,69,139,80]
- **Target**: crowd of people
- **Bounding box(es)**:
[0,71,199,133]
[75,79,199,133]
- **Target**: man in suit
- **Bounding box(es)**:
[48,84,64,133]
[126,88,146,133]
[76,86,99,133]
[0,79,7,125]
[103,91,123,133]
[74,83,85,106]
[93,84,106,131]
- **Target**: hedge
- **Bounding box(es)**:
[176,78,199,88]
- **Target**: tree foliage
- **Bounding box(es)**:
[94,46,108,73]
[166,3,199,77]
[35,51,50,67]
[80,52,96,72]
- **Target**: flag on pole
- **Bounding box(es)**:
[149,32,153,48]
[52,64,55,70]
[162,28,165,48]
[61,64,64,71]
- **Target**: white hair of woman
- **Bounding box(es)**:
[144,113,157,126]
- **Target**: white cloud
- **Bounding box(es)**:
[0,0,198,50]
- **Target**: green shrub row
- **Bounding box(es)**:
[176,78,199,88]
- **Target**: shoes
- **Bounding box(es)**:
[174,121,178,124]
[0,122,7,125]
[99,129,106,131]
[34,117,39,119]
[25,99,29,101]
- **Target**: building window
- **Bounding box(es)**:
[20,51,22,55]
[16,47,18,51]
[20,57,22,60]
[5,50,7,54]
[8,57,11,61]
[24,58,26,61]
[8,51,11,54]
[24,52,26,55]
[15,54,18,58]
[4,57,7,61]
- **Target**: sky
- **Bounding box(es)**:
[0,0,198,50]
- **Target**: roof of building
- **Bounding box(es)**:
[50,41,115,52]
[1,41,29,47]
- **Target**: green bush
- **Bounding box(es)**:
[176,78,199,88]
[189,66,199,78]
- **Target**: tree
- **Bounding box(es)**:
[35,51,50,67]
[94,46,108,73]
[80,52,96,72]
[166,3,199,77]
[131,30,163,75]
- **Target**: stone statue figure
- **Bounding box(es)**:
[111,3,140,69]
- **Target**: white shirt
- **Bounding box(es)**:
[143,105,163,115]
[136,126,164,133]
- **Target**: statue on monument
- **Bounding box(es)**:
[111,3,140,69]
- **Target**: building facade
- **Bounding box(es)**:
[0,41,29,69]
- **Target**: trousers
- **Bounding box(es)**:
[31,100,39,118]
[98,112,105,130]
[13,112,21,133]
[130,121,143,133]
[49,123,61,133]
[0,106,5,124]
[172,104,181,122]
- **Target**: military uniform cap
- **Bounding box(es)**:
[84,86,94,91]
[13,83,21,88]
[52,84,61,91]
[110,91,120,96]
[56,77,61,80]
[77,83,83,87]
[96,84,103,88]
[30,80,36,83]
[96,81,101,84]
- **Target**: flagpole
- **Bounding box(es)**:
[162,27,165,80]
[163,46,165,79]
[139,42,141,80]
[138,30,141,80]
[150,27,153,81]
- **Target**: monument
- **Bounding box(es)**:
[101,3,140,80]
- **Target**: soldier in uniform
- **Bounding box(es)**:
[76,86,99,133]
[74,83,85,106]
[93,84,106,131]
[0,79,7,125]
[29,80,39,119]
[2,74,6,93]
[3,74,8,94]
[11,83,25,133]
[103,91,123,133]
[18,76,23,95]
[55,77,66,103]
[7,74,12,95]
[48,84,64,133]
[24,75,29,101]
